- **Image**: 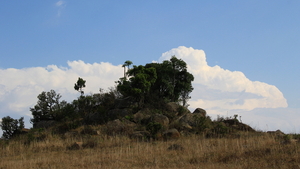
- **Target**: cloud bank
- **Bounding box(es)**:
[0,46,295,132]
[0,61,123,118]
[159,46,288,115]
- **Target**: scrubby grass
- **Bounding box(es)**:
[1,132,300,169]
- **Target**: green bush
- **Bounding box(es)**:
[0,116,24,139]
[146,122,163,138]
[193,115,212,133]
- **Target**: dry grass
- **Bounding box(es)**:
[1,132,300,169]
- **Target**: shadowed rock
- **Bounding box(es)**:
[193,108,206,117]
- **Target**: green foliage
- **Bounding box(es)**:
[117,56,194,107]
[124,115,133,121]
[74,77,86,95]
[193,115,212,133]
[122,60,133,79]
[209,122,231,137]
[30,90,64,126]
[0,116,25,139]
[117,65,157,106]
[146,122,163,138]
[145,56,194,105]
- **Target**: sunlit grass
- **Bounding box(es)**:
[1,131,300,169]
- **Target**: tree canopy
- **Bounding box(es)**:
[0,116,24,139]
[74,77,86,95]
[30,90,63,126]
[117,56,194,107]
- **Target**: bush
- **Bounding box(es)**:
[193,115,212,134]
[0,116,24,139]
[146,122,163,138]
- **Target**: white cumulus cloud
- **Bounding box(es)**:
[0,61,123,127]
[159,46,288,114]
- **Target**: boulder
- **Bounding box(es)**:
[105,119,136,135]
[151,114,169,129]
[179,113,207,127]
[133,109,151,124]
[163,128,180,140]
[193,108,206,117]
[165,102,190,118]
[166,102,180,114]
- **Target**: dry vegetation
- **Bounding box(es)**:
[1,130,300,169]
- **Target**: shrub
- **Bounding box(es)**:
[0,116,24,139]
[146,122,163,138]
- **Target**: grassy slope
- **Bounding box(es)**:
[1,131,300,169]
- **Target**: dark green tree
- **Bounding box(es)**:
[145,56,194,106]
[117,65,157,106]
[74,77,86,95]
[117,56,194,107]
[30,90,62,126]
[122,60,133,79]
[0,116,24,139]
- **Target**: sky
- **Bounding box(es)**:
[0,1,300,134]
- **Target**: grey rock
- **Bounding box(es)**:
[193,108,206,117]
[163,128,180,140]
[151,114,169,128]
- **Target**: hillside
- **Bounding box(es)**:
[1,57,299,168]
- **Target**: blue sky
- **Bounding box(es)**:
[0,1,300,133]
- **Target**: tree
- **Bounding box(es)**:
[122,60,133,79]
[117,65,157,106]
[74,77,86,95]
[30,90,62,126]
[145,56,194,106]
[0,116,24,139]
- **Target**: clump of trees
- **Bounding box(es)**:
[117,56,194,107]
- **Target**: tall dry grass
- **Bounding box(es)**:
[0,132,300,169]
